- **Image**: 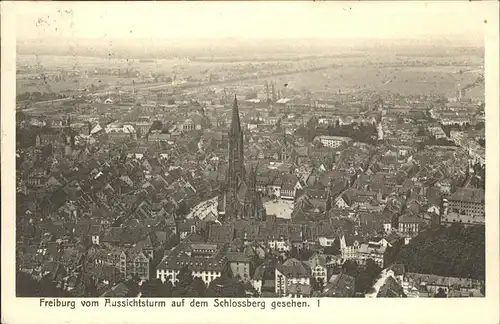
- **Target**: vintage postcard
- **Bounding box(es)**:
[1,1,499,323]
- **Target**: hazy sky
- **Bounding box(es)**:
[13,1,487,41]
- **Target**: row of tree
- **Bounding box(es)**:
[418,138,457,150]
[395,224,485,280]
[17,92,68,103]
[440,121,484,138]
[341,259,383,295]
[16,271,74,297]
[296,120,378,145]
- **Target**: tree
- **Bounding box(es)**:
[17,271,41,297]
[21,274,74,297]
[395,225,485,280]
[188,277,207,297]
[434,288,447,298]
[323,239,341,256]
[141,278,172,297]
[355,271,373,294]
[174,266,192,286]
[365,259,381,276]
[353,259,382,294]
[162,278,174,296]
[124,275,141,297]
[311,277,324,293]
[384,241,402,268]
[171,266,206,297]
[83,275,98,297]
[342,260,359,277]
[176,201,189,216]
[206,277,245,297]
[298,249,314,261]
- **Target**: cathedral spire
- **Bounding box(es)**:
[224,94,246,219]
[230,95,241,135]
[219,93,265,221]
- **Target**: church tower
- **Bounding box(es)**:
[218,96,266,221]
[224,96,246,219]
[228,95,245,185]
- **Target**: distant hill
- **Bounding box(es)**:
[395,224,485,280]
[16,37,484,60]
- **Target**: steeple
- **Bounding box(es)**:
[218,95,265,221]
[225,95,246,219]
[230,95,241,136]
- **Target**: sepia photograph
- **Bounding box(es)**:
[2,1,499,323]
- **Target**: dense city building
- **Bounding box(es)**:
[14,31,486,300]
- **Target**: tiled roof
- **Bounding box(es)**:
[307,253,327,268]
[253,262,275,281]
[90,225,102,235]
[287,283,312,296]
[323,273,355,297]
[449,188,485,204]
[405,272,483,288]
[377,276,405,297]
[358,242,387,255]
[208,223,234,243]
[344,235,365,246]
[398,214,426,224]
[100,283,130,297]
[276,258,311,278]
[183,232,205,243]
[156,243,227,272]
[223,252,251,263]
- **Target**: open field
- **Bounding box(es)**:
[17,64,484,101]
[18,55,138,70]
[251,66,483,97]
[16,76,137,94]
[17,52,483,98]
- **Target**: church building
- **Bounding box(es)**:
[217,96,265,221]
